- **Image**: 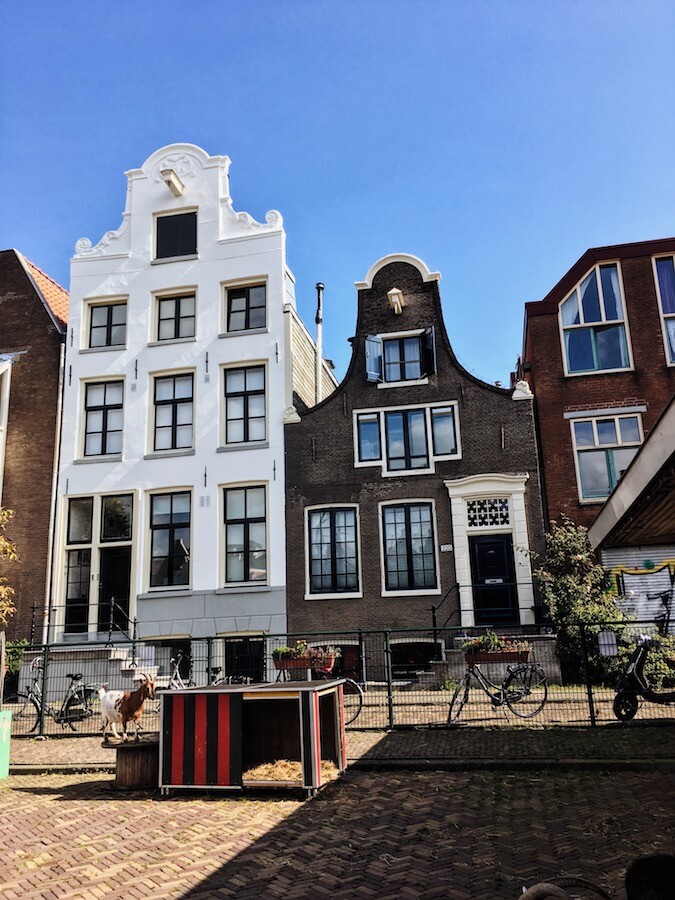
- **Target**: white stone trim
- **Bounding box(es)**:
[355,254,441,290]
[444,474,534,627]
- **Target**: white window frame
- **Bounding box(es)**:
[219,361,268,450]
[570,412,644,504]
[220,277,268,337]
[304,504,363,600]
[652,254,675,367]
[145,487,193,593]
[219,481,270,588]
[149,286,198,346]
[147,368,196,457]
[82,296,128,352]
[378,498,441,598]
[353,401,461,477]
[557,261,634,377]
[78,377,125,461]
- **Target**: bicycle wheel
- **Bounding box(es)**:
[63,687,100,732]
[341,678,364,726]
[613,689,638,722]
[447,675,470,725]
[504,664,548,718]
[5,693,40,734]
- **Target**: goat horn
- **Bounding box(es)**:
[138,672,151,682]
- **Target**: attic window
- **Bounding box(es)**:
[365,328,436,384]
[155,212,197,260]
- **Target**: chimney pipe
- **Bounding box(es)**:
[315,282,324,406]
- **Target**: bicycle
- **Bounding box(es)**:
[275,661,364,726]
[150,651,253,713]
[6,657,100,734]
[447,656,548,724]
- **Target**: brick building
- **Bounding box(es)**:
[521,238,675,528]
[285,254,545,669]
[0,250,68,640]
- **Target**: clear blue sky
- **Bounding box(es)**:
[2,1,674,384]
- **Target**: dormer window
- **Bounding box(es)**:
[155,211,197,260]
[365,328,436,384]
[559,263,631,374]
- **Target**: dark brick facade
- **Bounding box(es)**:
[0,250,65,640]
[285,259,545,635]
[522,238,675,527]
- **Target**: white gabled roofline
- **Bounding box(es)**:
[355,253,441,290]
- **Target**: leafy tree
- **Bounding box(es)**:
[535,516,623,683]
[0,507,18,628]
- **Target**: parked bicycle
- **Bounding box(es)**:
[613,636,675,721]
[448,657,548,724]
[150,651,253,714]
[274,661,364,725]
[6,657,100,734]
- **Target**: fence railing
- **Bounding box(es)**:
[3,619,674,736]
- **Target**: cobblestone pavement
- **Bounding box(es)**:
[9,725,675,769]
[1,768,674,899]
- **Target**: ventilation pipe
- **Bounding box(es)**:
[315,282,324,406]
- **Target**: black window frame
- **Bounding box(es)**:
[226,285,267,333]
[149,491,191,588]
[157,294,196,342]
[308,507,360,595]
[153,373,194,452]
[223,486,267,584]
[224,365,266,444]
[84,381,124,457]
[155,211,197,260]
[382,503,437,592]
[384,408,430,471]
[88,301,127,349]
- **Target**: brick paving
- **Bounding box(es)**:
[10,725,675,769]
[1,768,674,898]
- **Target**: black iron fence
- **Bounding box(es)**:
[3,619,674,736]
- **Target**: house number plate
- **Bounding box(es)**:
[440,544,453,552]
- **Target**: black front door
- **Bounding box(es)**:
[469,534,519,626]
[98,546,131,632]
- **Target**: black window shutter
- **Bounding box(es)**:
[423,327,436,376]
[365,335,383,382]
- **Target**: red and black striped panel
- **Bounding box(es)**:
[300,691,321,788]
[161,692,243,787]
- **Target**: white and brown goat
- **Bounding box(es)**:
[98,674,155,741]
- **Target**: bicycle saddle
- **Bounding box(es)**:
[66,673,84,680]
[210,666,222,675]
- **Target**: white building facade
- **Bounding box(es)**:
[50,144,331,654]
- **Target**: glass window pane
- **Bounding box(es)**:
[172,494,191,523]
[432,409,456,455]
[68,497,93,544]
[619,417,640,443]
[226,489,246,520]
[229,294,247,312]
[249,286,266,307]
[248,419,266,441]
[105,383,123,405]
[248,395,265,418]
[227,421,244,443]
[358,416,381,461]
[666,319,675,363]
[596,420,617,445]
[595,324,628,369]
[227,397,244,420]
[613,447,638,482]
[105,433,122,455]
[90,327,107,348]
[573,421,595,447]
[110,324,126,345]
[179,317,195,339]
[176,403,192,425]
[226,370,245,393]
[566,328,595,372]
[112,304,126,324]
[86,410,103,433]
[86,384,105,407]
[246,368,265,391]
[227,555,245,582]
[408,410,427,457]
[175,425,193,448]
[227,523,244,551]
[384,341,400,363]
[85,434,102,456]
[180,296,195,317]
[249,522,266,551]
[151,495,172,525]
[600,265,621,320]
[580,271,601,323]
[249,307,265,328]
[158,319,175,341]
[578,450,611,498]
[228,311,246,331]
[154,427,172,450]
[155,378,174,402]
[247,487,265,518]
[174,376,193,399]
[159,298,176,320]
[155,405,173,428]
[656,257,675,315]
[560,290,580,326]
[91,306,109,326]
[101,495,132,541]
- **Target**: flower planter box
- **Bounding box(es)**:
[465,650,530,665]
[273,656,336,671]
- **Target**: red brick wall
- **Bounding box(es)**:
[0,251,64,640]
[526,252,675,527]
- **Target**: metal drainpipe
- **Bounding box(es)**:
[315,282,323,406]
[43,339,66,646]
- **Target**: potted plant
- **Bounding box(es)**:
[462,632,530,664]
[272,641,341,670]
